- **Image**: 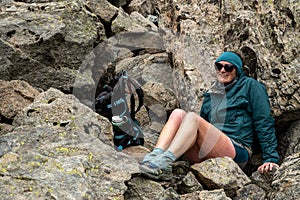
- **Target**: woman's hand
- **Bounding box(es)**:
[257,162,279,173]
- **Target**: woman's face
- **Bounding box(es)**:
[215,61,237,85]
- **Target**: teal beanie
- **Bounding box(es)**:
[215,51,243,76]
[215,52,243,68]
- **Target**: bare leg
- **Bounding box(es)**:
[155,109,187,150]
[167,112,198,157]
[167,112,236,162]
[139,111,236,180]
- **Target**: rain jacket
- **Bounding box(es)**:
[200,64,280,164]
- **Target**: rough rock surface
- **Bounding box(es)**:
[0,88,139,199]
[270,152,300,200]
[191,157,251,197]
[0,80,40,120]
[0,1,104,92]
[0,0,300,199]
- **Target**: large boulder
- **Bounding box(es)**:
[191,157,251,198]
[0,88,140,199]
[0,1,104,92]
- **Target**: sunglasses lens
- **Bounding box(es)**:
[215,63,223,71]
[215,63,235,72]
[224,64,234,72]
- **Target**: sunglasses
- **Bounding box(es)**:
[214,62,235,72]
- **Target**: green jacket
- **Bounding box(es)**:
[200,67,280,164]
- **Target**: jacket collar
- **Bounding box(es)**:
[208,77,239,95]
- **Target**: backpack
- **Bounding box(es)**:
[94,70,144,150]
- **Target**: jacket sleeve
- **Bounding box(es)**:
[248,80,280,163]
[200,94,210,121]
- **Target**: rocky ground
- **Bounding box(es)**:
[0,0,299,199]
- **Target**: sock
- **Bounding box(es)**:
[142,147,164,164]
[150,150,176,169]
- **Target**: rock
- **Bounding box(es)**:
[84,0,119,24]
[0,123,14,136]
[124,177,169,199]
[269,152,300,200]
[234,184,266,200]
[165,34,216,112]
[127,0,157,17]
[161,187,180,200]
[277,120,300,159]
[0,87,140,199]
[111,31,164,54]
[198,189,231,200]
[115,53,173,90]
[108,0,129,8]
[0,0,300,199]
[0,80,40,120]
[139,54,174,90]
[122,145,150,164]
[191,157,251,198]
[13,87,113,144]
[0,1,103,92]
[250,170,274,195]
[177,171,204,194]
[180,191,202,200]
[142,82,178,114]
[143,130,159,150]
[111,7,158,34]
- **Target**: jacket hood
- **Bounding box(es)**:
[215,52,244,77]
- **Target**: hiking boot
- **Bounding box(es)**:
[141,148,164,164]
[139,162,173,181]
[139,150,176,181]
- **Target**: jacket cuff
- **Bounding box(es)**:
[263,157,280,164]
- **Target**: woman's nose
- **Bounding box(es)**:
[219,66,226,72]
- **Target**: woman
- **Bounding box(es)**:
[139,51,280,180]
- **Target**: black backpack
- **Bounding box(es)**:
[94,70,144,150]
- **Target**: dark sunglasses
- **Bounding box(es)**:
[214,62,236,72]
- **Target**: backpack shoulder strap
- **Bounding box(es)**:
[127,78,144,119]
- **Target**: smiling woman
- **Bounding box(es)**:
[215,61,237,85]
[139,51,280,180]
[214,51,243,86]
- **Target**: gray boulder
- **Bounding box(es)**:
[0,88,140,199]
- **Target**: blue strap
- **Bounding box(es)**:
[117,146,123,150]
[114,135,126,139]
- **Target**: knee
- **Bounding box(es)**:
[169,109,187,120]
[186,112,199,119]
[184,112,200,124]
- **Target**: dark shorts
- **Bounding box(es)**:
[231,139,251,168]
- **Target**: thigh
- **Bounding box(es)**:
[186,117,236,163]
[155,109,187,149]
[184,144,202,164]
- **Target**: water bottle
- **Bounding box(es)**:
[112,116,129,150]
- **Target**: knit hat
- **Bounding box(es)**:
[215,52,243,76]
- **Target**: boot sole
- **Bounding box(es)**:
[139,165,173,181]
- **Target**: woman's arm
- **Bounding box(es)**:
[248,79,280,170]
